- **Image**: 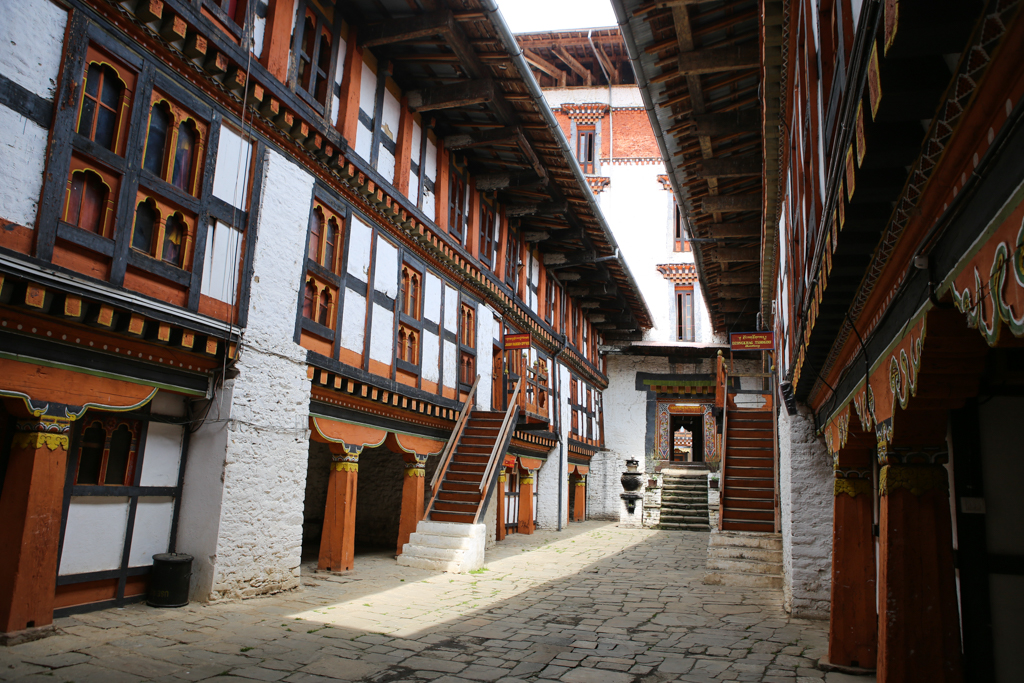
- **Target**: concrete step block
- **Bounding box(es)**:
[708,530,782,550]
[706,557,782,575]
[416,521,485,538]
[396,554,463,573]
[707,546,783,563]
[407,532,476,550]
[401,545,467,563]
[702,571,784,589]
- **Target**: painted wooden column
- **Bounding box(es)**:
[335,28,363,145]
[319,446,360,572]
[396,454,426,557]
[573,475,586,522]
[0,413,72,640]
[829,462,876,670]
[877,446,962,682]
[259,0,296,83]
[495,470,506,542]
[393,98,414,197]
[518,469,536,534]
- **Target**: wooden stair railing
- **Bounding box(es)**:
[474,377,522,524]
[427,375,479,512]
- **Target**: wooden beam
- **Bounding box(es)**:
[408,79,499,112]
[553,47,592,85]
[475,170,546,191]
[720,285,760,298]
[698,156,761,177]
[445,126,521,150]
[707,220,760,237]
[719,300,757,312]
[633,0,719,17]
[691,110,760,137]
[360,11,452,48]
[676,44,759,75]
[712,247,760,262]
[701,194,761,213]
[717,271,759,285]
[592,42,617,85]
[523,49,567,87]
[507,200,568,218]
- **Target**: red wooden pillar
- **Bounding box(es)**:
[335,28,363,145]
[573,475,586,522]
[396,454,425,556]
[829,463,876,669]
[495,470,506,542]
[0,414,72,639]
[259,0,295,83]
[319,447,359,572]
[518,469,535,534]
[877,449,962,682]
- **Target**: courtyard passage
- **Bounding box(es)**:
[1,523,867,683]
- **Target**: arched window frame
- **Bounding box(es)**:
[131,197,161,256]
[72,416,140,487]
[77,58,132,155]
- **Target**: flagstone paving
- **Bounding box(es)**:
[0,522,872,682]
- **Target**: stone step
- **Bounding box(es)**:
[708,531,782,550]
[706,556,782,575]
[661,501,708,509]
[407,531,476,550]
[657,523,711,531]
[397,521,487,573]
[707,546,783,563]
[660,513,709,523]
[702,571,784,589]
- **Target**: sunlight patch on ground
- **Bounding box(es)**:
[289,523,656,637]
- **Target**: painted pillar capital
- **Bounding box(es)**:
[879,464,948,497]
[12,416,73,453]
[331,452,360,473]
[833,468,871,498]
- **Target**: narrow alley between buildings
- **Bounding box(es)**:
[1,524,860,683]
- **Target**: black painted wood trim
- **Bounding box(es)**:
[0,73,54,128]
[56,221,116,256]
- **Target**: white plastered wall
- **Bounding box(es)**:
[778,402,833,618]
[536,362,571,529]
[177,150,313,601]
[0,0,67,229]
[475,305,494,409]
[590,355,668,519]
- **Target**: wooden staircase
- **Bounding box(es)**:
[721,409,776,532]
[428,410,509,523]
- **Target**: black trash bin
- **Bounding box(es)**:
[147,553,193,608]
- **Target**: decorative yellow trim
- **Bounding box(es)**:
[879,465,948,497]
[834,478,871,498]
[521,476,534,485]
[332,462,358,473]
[12,432,69,451]
[498,473,506,483]
[575,481,586,487]
[404,465,425,477]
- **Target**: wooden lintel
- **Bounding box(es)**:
[720,285,760,298]
[717,271,759,285]
[360,11,452,48]
[701,194,761,213]
[445,125,521,150]
[523,49,567,86]
[691,110,760,137]
[677,44,759,75]
[508,200,569,218]
[707,220,760,237]
[408,79,497,112]
[699,156,761,177]
[476,170,547,191]
[713,247,760,262]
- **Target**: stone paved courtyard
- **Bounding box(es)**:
[1,523,871,683]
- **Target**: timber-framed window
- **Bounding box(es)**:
[300,198,347,337]
[292,0,339,112]
[673,204,690,252]
[448,159,469,244]
[479,200,497,269]
[575,124,596,174]
[676,285,695,342]
[504,227,520,293]
[544,277,555,326]
[398,263,423,368]
[38,30,258,324]
[73,416,140,486]
[459,302,476,387]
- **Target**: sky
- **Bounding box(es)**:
[495,0,618,34]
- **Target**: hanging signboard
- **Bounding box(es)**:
[504,332,532,350]
[730,331,774,351]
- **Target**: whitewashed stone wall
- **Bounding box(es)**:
[536,363,571,529]
[779,402,833,618]
[0,0,66,228]
[590,355,669,519]
[177,151,313,602]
